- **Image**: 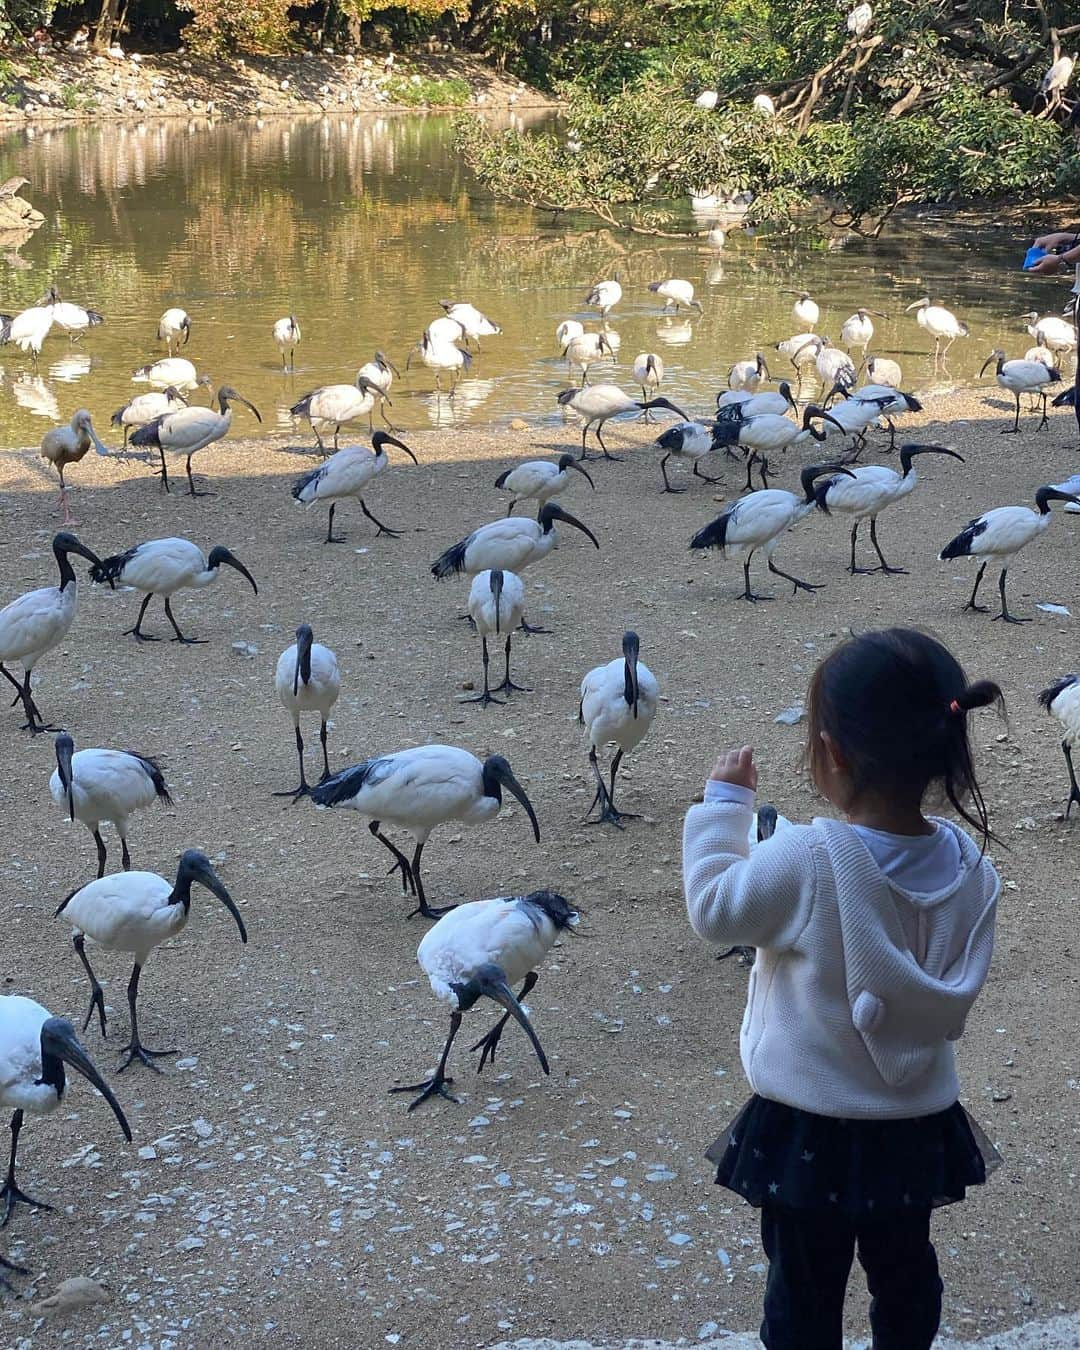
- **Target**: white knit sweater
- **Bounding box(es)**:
[683,795,1000,1119]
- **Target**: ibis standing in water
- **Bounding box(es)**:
[813,443,964,574]
[39,410,111,523]
[111,386,190,447]
[131,385,261,496]
[408,331,471,394]
[50,733,172,877]
[157,308,191,354]
[464,569,527,707]
[273,624,341,800]
[0,996,131,1222]
[3,300,54,359]
[56,850,247,1071]
[980,349,1060,432]
[786,291,819,329]
[45,289,104,342]
[562,331,615,385]
[311,747,541,919]
[585,275,622,318]
[272,315,301,371]
[1038,674,1080,815]
[132,356,200,391]
[939,485,1079,622]
[493,454,594,516]
[648,279,703,314]
[840,308,886,355]
[557,385,688,459]
[0,532,102,733]
[906,297,969,359]
[392,890,577,1110]
[291,376,387,453]
[439,301,501,349]
[727,353,770,391]
[90,537,258,643]
[691,464,854,601]
[356,352,398,429]
[292,432,418,543]
[632,352,664,416]
[579,631,659,827]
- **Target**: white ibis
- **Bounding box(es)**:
[562,331,615,385]
[709,405,846,490]
[632,352,664,415]
[556,385,688,459]
[464,569,527,707]
[836,382,922,449]
[44,289,104,342]
[392,890,577,1110]
[408,331,471,393]
[3,302,54,358]
[1019,311,1076,356]
[356,351,399,428]
[654,421,724,493]
[905,297,969,358]
[311,747,541,919]
[1037,674,1080,815]
[714,805,793,966]
[440,301,501,349]
[50,733,172,877]
[861,354,903,388]
[980,349,1060,431]
[938,485,1079,622]
[272,315,301,370]
[690,463,854,601]
[131,356,200,391]
[840,308,886,354]
[291,376,385,453]
[39,411,110,523]
[847,2,872,36]
[555,319,584,349]
[0,996,131,1223]
[0,533,101,733]
[775,333,819,371]
[794,336,856,388]
[90,537,257,644]
[292,432,418,543]
[425,315,467,346]
[157,307,191,354]
[752,92,776,115]
[648,279,703,314]
[111,385,191,447]
[1039,51,1076,110]
[728,352,770,391]
[785,291,819,329]
[585,275,622,317]
[716,382,797,419]
[494,454,594,516]
[56,850,247,1072]
[813,443,964,574]
[131,385,261,496]
[579,631,659,827]
[1025,343,1058,370]
[695,90,719,109]
[274,624,340,800]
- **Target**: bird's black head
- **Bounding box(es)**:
[539,502,600,549]
[449,962,550,1076]
[52,533,103,590]
[175,849,247,943]
[800,463,855,502]
[1035,485,1080,514]
[54,732,76,820]
[206,546,258,595]
[217,386,262,422]
[372,431,418,464]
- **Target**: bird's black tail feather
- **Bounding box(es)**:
[1038,675,1079,711]
[431,538,470,579]
[130,415,164,448]
[89,546,138,586]
[690,510,733,552]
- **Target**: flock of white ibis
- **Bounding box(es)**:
[2,258,1080,1289]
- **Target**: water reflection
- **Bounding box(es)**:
[0,114,1068,448]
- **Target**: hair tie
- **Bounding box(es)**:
[949,698,963,716]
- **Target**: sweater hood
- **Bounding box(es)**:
[818,817,999,1089]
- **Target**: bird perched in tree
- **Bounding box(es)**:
[1039,51,1077,112]
[847,2,872,38]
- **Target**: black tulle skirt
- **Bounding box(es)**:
[707,1095,1001,1216]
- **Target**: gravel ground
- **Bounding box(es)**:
[0,386,1077,1348]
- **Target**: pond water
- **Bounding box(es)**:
[0,114,1071,449]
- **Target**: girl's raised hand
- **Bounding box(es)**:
[710,745,758,791]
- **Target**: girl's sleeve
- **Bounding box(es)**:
[682,797,816,951]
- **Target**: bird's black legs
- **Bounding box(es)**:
[367,819,416,896]
[118,962,177,1073]
[660,454,685,494]
[120,836,132,870]
[185,455,213,498]
[992,567,1029,624]
[595,424,622,462]
[74,934,108,1036]
[640,387,653,421]
[379,400,399,433]
[847,521,867,574]
[324,503,344,545]
[273,724,311,802]
[319,718,332,782]
[1001,394,1022,435]
[9,668,50,733]
[964,561,989,614]
[158,447,170,492]
[164,598,206,645]
[716,945,756,966]
[768,556,823,595]
[0,1110,51,1227]
[693,458,723,485]
[390,1011,462,1111]
[868,517,907,574]
[585,746,638,828]
[462,636,504,708]
[470,971,538,1070]
[1038,392,1050,431]
[519,614,551,635]
[406,841,456,921]
[739,550,772,603]
[359,499,404,539]
[0,1250,29,1293]
[311,426,327,456]
[1062,742,1080,818]
[124,593,158,642]
[492,634,529,695]
[91,829,108,878]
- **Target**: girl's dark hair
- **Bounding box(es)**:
[804,628,1004,847]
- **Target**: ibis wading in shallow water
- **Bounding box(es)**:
[939,485,1079,622]
[130,385,262,496]
[439,300,501,349]
[580,631,659,827]
[132,356,200,391]
[272,315,301,370]
[0,996,131,1224]
[56,850,247,1072]
[494,454,594,516]
[157,308,191,354]
[585,275,622,318]
[291,377,386,452]
[274,624,341,801]
[111,386,190,447]
[392,890,578,1111]
[906,297,969,359]
[292,432,418,543]
[464,569,527,707]
[50,732,172,877]
[311,747,541,920]
[1038,675,1080,816]
[0,532,102,733]
[39,410,111,523]
[90,537,258,644]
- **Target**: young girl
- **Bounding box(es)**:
[683,628,1002,1350]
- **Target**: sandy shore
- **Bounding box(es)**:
[0,385,1077,1347]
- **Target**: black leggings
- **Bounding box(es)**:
[759,1204,942,1350]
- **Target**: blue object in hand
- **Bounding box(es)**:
[1024,245,1048,271]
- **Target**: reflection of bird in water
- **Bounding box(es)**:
[422,379,495,428]
[11,374,60,420]
[655,319,694,347]
[48,353,93,383]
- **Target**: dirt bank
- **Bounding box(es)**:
[0,47,555,125]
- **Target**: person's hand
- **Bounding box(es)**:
[1034,234,1058,249]
[710,745,758,791]
[1031,254,1065,275]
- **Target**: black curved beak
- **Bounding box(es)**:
[62,537,104,571]
[566,459,595,488]
[546,504,600,549]
[41,1018,132,1142]
[236,394,262,424]
[756,803,779,841]
[294,624,313,696]
[805,406,846,435]
[475,967,550,1075]
[978,354,1000,379]
[192,858,248,944]
[214,548,258,596]
[622,631,640,718]
[492,760,541,843]
[373,432,418,464]
[904,298,927,313]
[55,733,75,821]
[489,568,504,635]
[801,462,856,498]
[638,397,690,420]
